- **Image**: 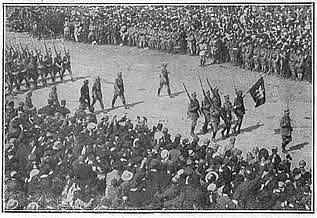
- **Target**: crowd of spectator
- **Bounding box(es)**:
[4,89,312,210]
[7,5,312,82]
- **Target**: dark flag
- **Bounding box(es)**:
[249,77,266,107]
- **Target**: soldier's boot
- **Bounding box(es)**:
[123,100,128,109]
[111,98,116,108]
[232,126,237,135]
[221,130,225,139]
[167,87,172,97]
[157,88,161,96]
[100,101,105,111]
[190,126,195,137]
[226,128,230,137]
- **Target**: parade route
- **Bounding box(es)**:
[5,31,313,170]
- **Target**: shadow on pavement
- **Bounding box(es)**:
[6,75,90,96]
[94,100,145,115]
[288,142,309,152]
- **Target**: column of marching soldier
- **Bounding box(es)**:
[5,40,74,93]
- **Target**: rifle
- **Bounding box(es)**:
[19,41,24,53]
[31,37,37,52]
[183,83,202,116]
[53,42,58,56]
[206,78,215,95]
[43,38,48,55]
[182,83,192,101]
[63,41,67,54]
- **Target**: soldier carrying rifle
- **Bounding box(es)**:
[183,83,200,137]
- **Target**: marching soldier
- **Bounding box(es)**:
[91,76,104,111]
[37,53,47,86]
[62,50,74,81]
[210,101,221,140]
[201,90,211,134]
[80,80,91,109]
[280,109,293,153]
[187,92,200,137]
[221,95,233,139]
[112,72,128,109]
[211,87,222,109]
[54,51,63,81]
[233,90,245,134]
[157,63,172,97]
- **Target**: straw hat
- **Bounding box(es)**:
[121,170,134,182]
[6,199,18,210]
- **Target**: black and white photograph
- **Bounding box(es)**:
[1,1,315,213]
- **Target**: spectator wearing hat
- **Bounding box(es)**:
[38,99,56,116]
[269,146,281,170]
[49,86,60,107]
[56,100,70,118]
[24,91,34,111]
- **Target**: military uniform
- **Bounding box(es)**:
[158,64,171,97]
[187,93,200,137]
[201,93,211,134]
[91,77,104,110]
[233,91,245,134]
[53,54,63,81]
[210,103,221,139]
[62,52,73,81]
[80,80,90,108]
[221,96,233,138]
[112,72,127,109]
[280,109,293,152]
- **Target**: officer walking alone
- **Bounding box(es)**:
[157,63,172,97]
[233,90,245,134]
[112,72,128,109]
[280,109,293,153]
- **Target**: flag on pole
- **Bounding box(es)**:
[249,77,266,107]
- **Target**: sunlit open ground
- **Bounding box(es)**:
[5,31,313,170]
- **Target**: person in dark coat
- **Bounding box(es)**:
[112,72,128,109]
[80,80,90,109]
[280,109,293,152]
[56,100,70,118]
[187,92,200,137]
[233,90,245,134]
